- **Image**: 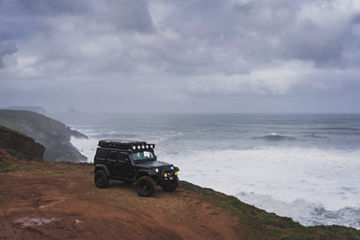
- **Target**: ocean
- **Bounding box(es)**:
[55,113,360,229]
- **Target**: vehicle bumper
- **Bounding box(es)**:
[160,170,178,182]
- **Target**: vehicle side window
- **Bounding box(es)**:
[96,149,106,159]
[119,153,129,162]
[108,151,118,160]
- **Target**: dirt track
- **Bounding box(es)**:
[0,165,248,240]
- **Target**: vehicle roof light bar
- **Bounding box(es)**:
[98,140,155,150]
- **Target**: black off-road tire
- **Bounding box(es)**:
[136,176,156,197]
[94,170,109,188]
[161,176,178,192]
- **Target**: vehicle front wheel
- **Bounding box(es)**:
[94,170,109,188]
[161,177,178,192]
[136,176,155,197]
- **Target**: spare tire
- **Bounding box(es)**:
[136,176,155,197]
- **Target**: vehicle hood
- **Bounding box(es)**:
[134,161,172,169]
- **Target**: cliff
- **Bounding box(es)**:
[0,124,44,161]
[3,106,47,114]
[0,125,44,172]
[0,158,359,239]
[0,110,87,162]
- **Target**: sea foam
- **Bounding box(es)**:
[163,147,360,228]
[70,136,98,162]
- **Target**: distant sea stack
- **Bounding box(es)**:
[0,110,87,163]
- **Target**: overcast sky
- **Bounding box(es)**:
[1,0,360,113]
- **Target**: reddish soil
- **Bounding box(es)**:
[0,166,250,240]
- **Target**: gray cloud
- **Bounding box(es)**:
[0,35,17,68]
[0,0,90,15]
[0,0,360,112]
[98,0,154,32]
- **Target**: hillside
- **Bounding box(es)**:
[0,125,44,169]
[1,160,360,239]
[3,106,47,114]
[0,110,87,162]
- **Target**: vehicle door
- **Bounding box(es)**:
[114,152,133,180]
[107,150,119,176]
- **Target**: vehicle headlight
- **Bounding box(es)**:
[171,166,174,170]
[164,173,168,177]
[155,168,159,173]
[174,171,178,176]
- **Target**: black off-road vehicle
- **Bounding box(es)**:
[93,140,179,197]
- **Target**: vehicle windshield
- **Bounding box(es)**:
[131,151,155,161]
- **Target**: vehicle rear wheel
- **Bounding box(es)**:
[161,176,178,192]
[94,170,109,188]
[136,176,155,197]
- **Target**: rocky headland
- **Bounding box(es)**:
[0,109,87,162]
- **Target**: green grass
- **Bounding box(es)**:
[0,147,45,172]
[0,161,12,172]
[180,181,360,240]
[0,159,46,173]
[0,125,30,137]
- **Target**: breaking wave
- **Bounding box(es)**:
[236,192,360,228]
[164,147,360,229]
[254,132,296,141]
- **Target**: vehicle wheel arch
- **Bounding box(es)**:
[135,170,157,182]
[95,164,110,176]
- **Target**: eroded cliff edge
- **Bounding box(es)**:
[0,110,86,162]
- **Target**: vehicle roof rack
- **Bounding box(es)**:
[98,139,155,150]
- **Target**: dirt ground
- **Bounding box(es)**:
[0,164,250,240]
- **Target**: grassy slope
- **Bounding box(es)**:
[0,125,44,172]
[1,160,359,240]
[182,181,360,240]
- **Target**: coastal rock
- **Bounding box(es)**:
[0,125,44,161]
[0,110,87,162]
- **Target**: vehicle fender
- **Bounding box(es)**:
[135,169,157,180]
[95,164,110,176]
